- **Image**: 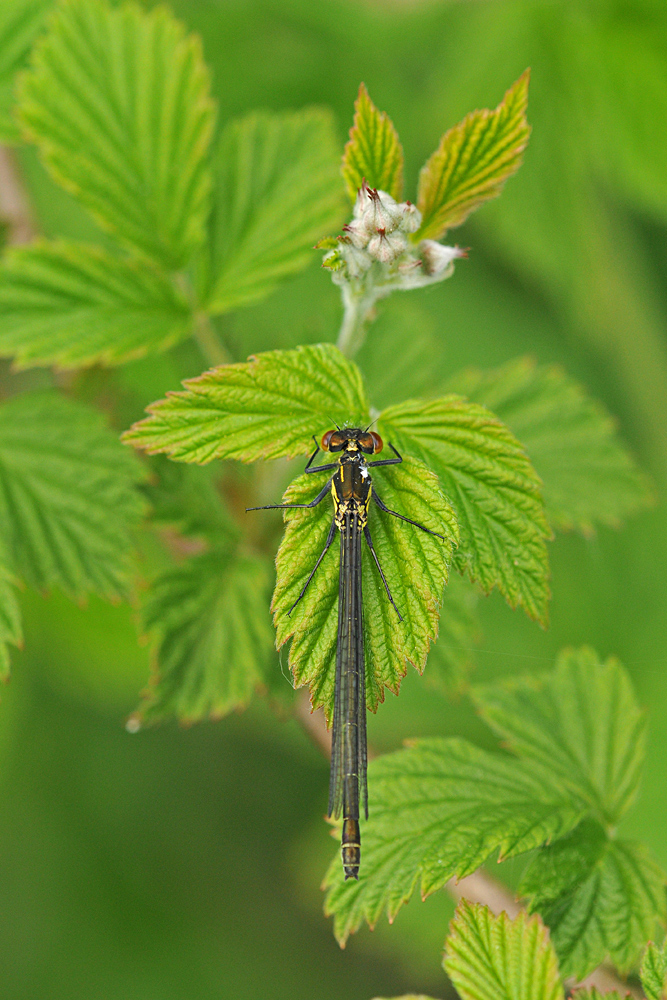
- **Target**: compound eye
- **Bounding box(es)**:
[357,432,375,453]
[321,430,335,451]
[370,432,383,454]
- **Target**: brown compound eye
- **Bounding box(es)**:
[370,432,383,454]
[321,429,335,451]
[322,429,346,452]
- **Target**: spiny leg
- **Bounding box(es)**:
[363,524,403,622]
[246,477,331,512]
[287,516,336,616]
[373,491,444,539]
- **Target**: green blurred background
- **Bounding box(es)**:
[3,0,667,996]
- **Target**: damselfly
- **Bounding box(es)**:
[248,428,444,879]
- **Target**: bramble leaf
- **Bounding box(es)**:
[0,0,51,143]
[0,391,146,599]
[207,109,344,313]
[19,0,215,268]
[443,902,562,1000]
[0,564,22,681]
[272,457,457,722]
[415,71,529,242]
[137,549,274,724]
[323,737,584,945]
[0,241,192,368]
[123,343,369,464]
[472,646,646,824]
[520,821,666,980]
[641,939,667,1000]
[447,357,651,534]
[341,83,404,203]
[426,573,481,695]
[379,395,551,624]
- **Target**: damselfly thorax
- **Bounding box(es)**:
[248,426,444,879]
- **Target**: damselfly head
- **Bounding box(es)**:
[321,428,383,454]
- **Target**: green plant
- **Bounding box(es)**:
[0,0,662,995]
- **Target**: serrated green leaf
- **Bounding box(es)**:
[379,396,551,624]
[341,83,404,203]
[0,563,22,680]
[472,647,646,825]
[0,391,145,599]
[641,939,667,1000]
[443,902,562,1000]
[19,0,215,268]
[426,573,481,696]
[447,357,651,534]
[207,108,345,314]
[415,71,530,241]
[323,737,584,945]
[137,549,274,724]
[0,0,51,143]
[123,343,369,464]
[271,456,457,722]
[520,823,666,980]
[0,241,192,368]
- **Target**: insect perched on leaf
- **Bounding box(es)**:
[248,427,444,879]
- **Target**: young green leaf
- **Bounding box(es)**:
[426,573,481,696]
[341,83,404,203]
[123,343,369,464]
[207,109,345,314]
[447,357,651,534]
[271,457,458,721]
[323,737,584,945]
[137,549,274,724]
[472,647,646,825]
[520,821,666,980]
[0,241,193,368]
[641,939,667,1000]
[0,564,22,681]
[0,0,50,143]
[415,71,530,241]
[379,395,551,624]
[19,0,215,269]
[443,902,562,1000]
[0,391,146,599]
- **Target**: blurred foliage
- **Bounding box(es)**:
[1,0,667,998]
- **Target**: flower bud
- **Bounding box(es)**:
[397,201,422,234]
[419,240,466,276]
[367,229,407,264]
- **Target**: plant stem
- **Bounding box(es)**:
[193,311,230,368]
[336,284,377,358]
